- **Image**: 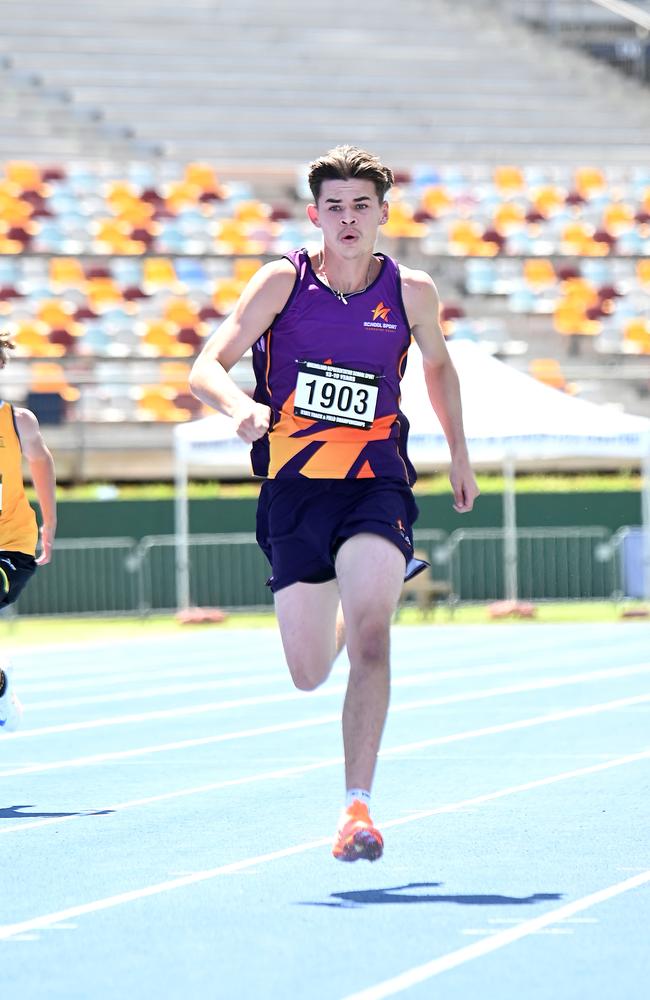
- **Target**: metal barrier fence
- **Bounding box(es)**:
[13,537,140,616]
[0,526,631,618]
[137,533,273,613]
[443,527,617,601]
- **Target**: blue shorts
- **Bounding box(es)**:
[256,478,427,593]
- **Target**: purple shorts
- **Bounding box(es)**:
[256,478,427,593]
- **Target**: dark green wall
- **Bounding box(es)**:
[415,491,641,534]
[51,491,642,541]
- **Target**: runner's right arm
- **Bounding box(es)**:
[189,260,295,443]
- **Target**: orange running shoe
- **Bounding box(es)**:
[332,800,384,862]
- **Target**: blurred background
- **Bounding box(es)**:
[1,0,650,617]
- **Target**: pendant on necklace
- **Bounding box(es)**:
[318,252,373,306]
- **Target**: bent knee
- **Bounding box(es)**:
[286,655,332,692]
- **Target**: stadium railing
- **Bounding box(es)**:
[0,526,631,619]
[509,0,650,82]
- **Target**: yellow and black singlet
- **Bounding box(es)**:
[0,401,38,555]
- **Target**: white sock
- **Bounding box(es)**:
[346,788,371,808]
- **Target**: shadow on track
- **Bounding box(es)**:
[300,882,564,909]
[0,804,114,820]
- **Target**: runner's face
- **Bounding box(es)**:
[308,179,388,257]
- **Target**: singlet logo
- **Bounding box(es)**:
[364,301,398,331]
[372,302,391,322]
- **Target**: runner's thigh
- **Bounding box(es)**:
[335,533,406,623]
[274,578,341,688]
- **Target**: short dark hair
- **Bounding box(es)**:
[308,145,394,204]
[0,331,14,370]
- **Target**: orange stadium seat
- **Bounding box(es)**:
[139,319,193,357]
[143,258,178,291]
[531,185,565,218]
[382,200,428,239]
[116,199,156,228]
[233,200,270,224]
[233,258,263,283]
[36,300,78,331]
[560,221,595,255]
[159,362,205,416]
[448,219,483,255]
[4,161,42,191]
[212,276,247,314]
[86,276,123,310]
[0,235,24,254]
[623,318,650,354]
[523,259,556,289]
[574,167,606,199]
[528,358,577,393]
[29,362,80,401]
[13,320,65,358]
[493,166,525,195]
[553,300,601,342]
[184,162,226,198]
[164,180,201,213]
[493,202,526,235]
[635,260,650,290]
[0,194,33,226]
[135,385,191,422]
[93,218,145,254]
[159,361,192,390]
[163,298,200,328]
[49,258,87,290]
[602,202,636,236]
[419,186,453,218]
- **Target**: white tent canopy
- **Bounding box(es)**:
[174,342,650,606]
[401,341,650,467]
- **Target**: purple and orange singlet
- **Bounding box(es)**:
[251,249,417,484]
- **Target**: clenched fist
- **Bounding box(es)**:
[232,400,272,443]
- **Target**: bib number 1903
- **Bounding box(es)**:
[293,361,379,429]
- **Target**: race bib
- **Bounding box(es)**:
[293,361,379,429]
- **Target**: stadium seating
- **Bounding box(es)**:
[1,158,649,423]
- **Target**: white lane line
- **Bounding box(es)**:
[25,671,297,709]
[0,713,339,778]
[6,625,605,662]
[14,628,650,690]
[341,868,650,1000]
[382,692,650,760]
[1,724,647,839]
[5,660,650,741]
[16,659,282,693]
[21,649,650,711]
[10,654,572,706]
[0,749,647,942]
[1,692,648,780]
[0,758,344,835]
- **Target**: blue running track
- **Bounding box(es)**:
[1,622,649,999]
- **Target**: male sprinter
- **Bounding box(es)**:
[190,146,479,861]
[0,330,57,730]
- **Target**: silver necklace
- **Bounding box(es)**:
[317,251,374,305]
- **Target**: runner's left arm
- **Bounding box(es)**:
[402,269,479,513]
[15,407,57,564]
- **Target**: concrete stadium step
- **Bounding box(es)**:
[161,141,650,166]
[110,106,645,132]
[1,0,648,166]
